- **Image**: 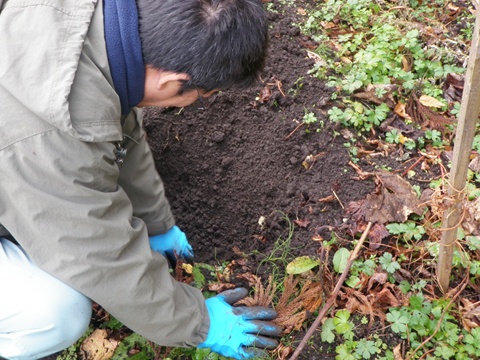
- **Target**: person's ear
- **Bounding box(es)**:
[155,71,190,90]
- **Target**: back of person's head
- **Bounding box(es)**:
[137,0,268,92]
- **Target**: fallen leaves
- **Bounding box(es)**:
[406,92,453,131]
[345,171,424,241]
[235,275,276,308]
[274,276,323,333]
[418,94,445,109]
[286,256,320,274]
[459,298,480,331]
[443,73,464,103]
[352,84,397,108]
[237,274,323,334]
[80,329,119,360]
[463,197,480,236]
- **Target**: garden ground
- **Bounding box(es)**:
[46,0,479,358]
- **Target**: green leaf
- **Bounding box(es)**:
[399,280,411,294]
[467,236,480,250]
[386,309,409,334]
[286,256,320,274]
[336,343,356,360]
[333,248,351,273]
[321,318,336,343]
[192,265,206,288]
[434,345,456,359]
[112,333,155,360]
[345,275,361,288]
[101,315,124,330]
[379,252,400,274]
[334,310,354,335]
[355,339,379,359]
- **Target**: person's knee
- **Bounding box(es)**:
[0,287,92,360]
[37,288,92,348]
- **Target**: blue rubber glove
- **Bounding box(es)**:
[149,225,194,265]
[198,288,282,360]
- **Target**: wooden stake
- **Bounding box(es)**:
[437,8,480,292]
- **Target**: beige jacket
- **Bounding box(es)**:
[0,0,209,347]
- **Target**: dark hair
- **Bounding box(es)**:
[136,0,268,92]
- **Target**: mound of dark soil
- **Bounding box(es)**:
[144,3,374,266]
[141,2,377,358]
[43,1,379,359]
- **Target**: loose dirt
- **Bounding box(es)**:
[144,2,374,267]
[141,1,378,357]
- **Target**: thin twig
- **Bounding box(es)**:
[331,190,344,209]
[284,122,304,140]
[402,155,425,177]
[289,222,373,360]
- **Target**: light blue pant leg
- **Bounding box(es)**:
[0,238,92,360]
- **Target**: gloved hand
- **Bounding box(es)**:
[198,288,282,360]
[149,225,194,265]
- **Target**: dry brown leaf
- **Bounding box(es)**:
[352,84,396,108]
[80,329,118,360]
[346,172,424,226]
[319,194,336,203]
[372,285,402,308]
[406,92,452,131]
[419,94,445,108]
[235,275,276,307]
[236,272,259,288]
[294,218,311,228]
[469,156,480,173]
[306,50,327,66]
[258,86,272,103]
[297,8,307,16]
[343,288,383,326]
[273,275,323,333]
[393,344,403,360]
[321,21,337,29]
[459,298,480,331]
[207,282,236,293]
[443,73,464,103]
[463,197,480,236]
[273,344,294,360]
[366,272,388,292]
[401,55,411,72]
[368,223,390,249]
[232,245,247,257]
[394,101,412,120]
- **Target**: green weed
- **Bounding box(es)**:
[301,0,467,134]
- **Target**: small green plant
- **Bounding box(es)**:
[111,333,157,360]
[386,221,426,242]
[424,129,443,147]
[327,102,390,133]
[303,110,324,133]
[472,134,480,152]
[385,130,400,144]
[384,293,480,359]
[303,0,466,134]
[322,310,393,359]
[378,252,401,275]
[288,76,305,97]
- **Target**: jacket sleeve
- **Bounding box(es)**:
[0,129,209,347]
[116,109,176,236]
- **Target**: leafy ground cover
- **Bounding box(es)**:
[46,0,480,359]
